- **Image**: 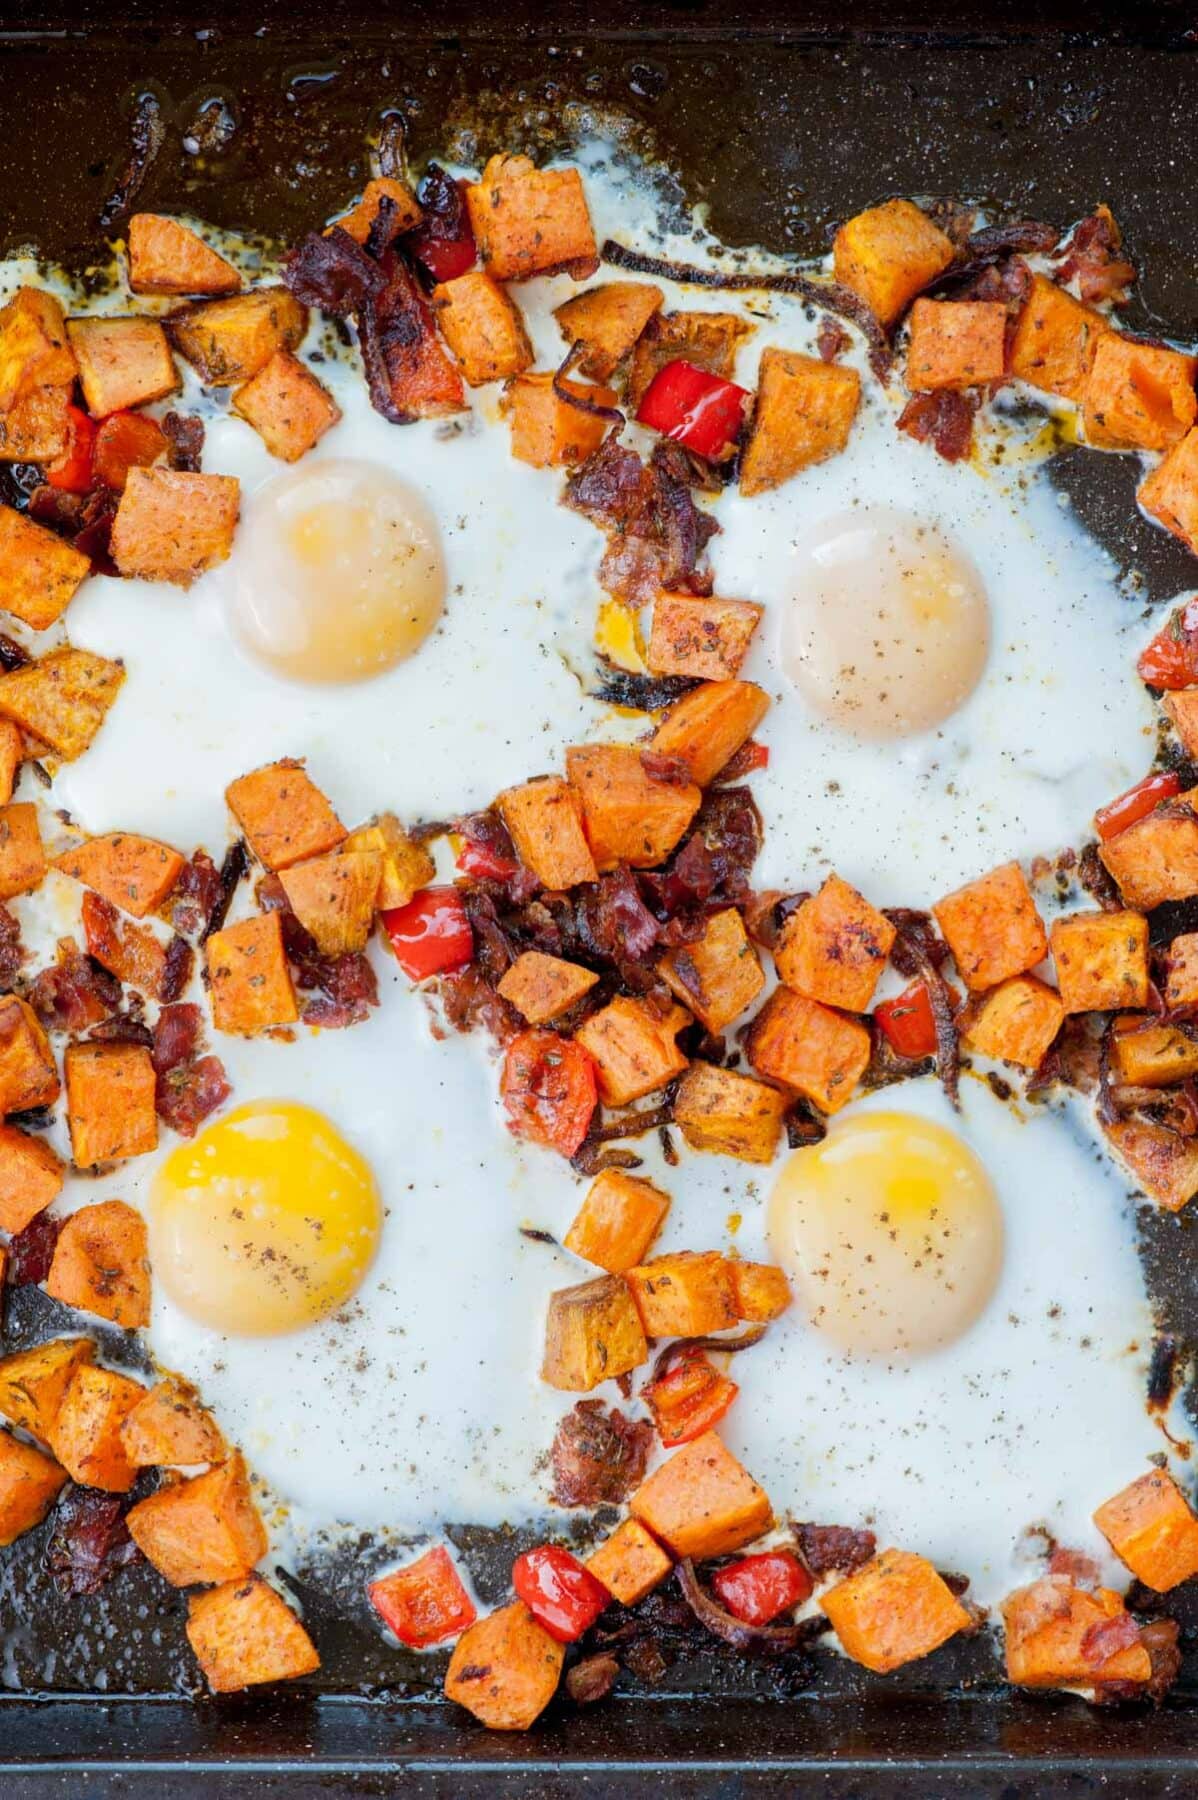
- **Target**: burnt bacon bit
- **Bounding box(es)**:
[793,1521,877,1578]
[45,1485,141,1596]
[161,411,205,474]
[785,1100,826,1149]
[152,1001,231,1137]
[593,662,699,715]
[283,226,386,317]
[897,389,977,463]
[566,1652,620,1705]
[550,1398,652,1507]
[564,438,719,609]
[7,1209,62,1286]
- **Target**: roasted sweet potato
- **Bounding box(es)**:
[585,1517,672,1605]
[110,468,240,587]
[821,1549,972,1674]
[467,155,598,282]
[0,382,71,461]
[0,720,21,806]
[1002,1576,1152,1690]
[44,1199,150,1329]
[1098,804,1198,911]
[0,802,44,901]
[187,1574,320,1693]
[1139,428,1198,558]
[506,371,616,468]
[671,1060,788,1164]
[565,744,700,871]
[445,1599,565,1730]
[833,199,954,327]
[127,1452,268,1585]
[542,1272,648,1393]
[120,1376,226,1468]
[128,214,241,296]
[167,288,308,386]
[0,646,124,761]
[649,680,770,788]
[774,874,896,1012]
[278,850,382,955]
[0,288,76,411]
[0,1336,94,1445]
[1094,1469,1198,1593]
[745,988,871,1115]
[65,1043,156,1167]
[431,271,533,386]
[631,1431,772,1560]
[330,176,422,244]
[1104,1116,1198,1212]
[626,1250,737,1339]
[647,594,763,682]
[1112,1018,1198,1088]
[659,906,765,1033]
[0,506,91,631]
[497,776,596,890]
[496,950,599,1025]
[67,316,179,416]
[729,1260,792,1323]
[554,281,664,380]
[575,996,690,1105]
[0,1122,64,1234]
[627,310,751,408]
[0,996,60,1114]
[82,890,186,1001]
[564,1169,670,1274]
[1165,930,1198,1009]
[50,1363,145,1492]
[55,831,185,917]
[962,975,1065,1070]
[933,861,1049,992]
[342,813,432,909]
[906,298,1007,390]
[739,349,861,497]
[1009,275,1108,402]
[0,1428,67,1546]
[206,913,299,1035]
[1163,688,1198,758]
[1049,909,1149,1013]
[232,349,340,462]
[1082,332,1197,452]
[226,759,346,871]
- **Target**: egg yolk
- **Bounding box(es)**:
[767,1109,1003,1355]
[231,458,446,684]
[149,1100,382,1336]
[781,505,990,738]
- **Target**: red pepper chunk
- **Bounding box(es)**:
[635,359,751,462]
[1094,770,1182,843]
[368,1545,476,1648]
[406,166,477,283]
[456,839,518,882]
[44,404,97,494]
[874,978,961,1061]
[642,1350,738,1447]
[512,1544,609,1643]
[500,1028,598,1158]
[92,411,169,492]
[1138,599,1198,689]
[382,887,473,980]
[710,1551,813,1626]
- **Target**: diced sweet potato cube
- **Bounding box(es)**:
[555,281,664,380]
[541,1273,648,1392]
[659,906,765,1033]
[1098,804,1198,911]
[50,1364,144,1492]
[1094,1469,1198,1593]
[575,995,690,1105]
[672,1060,788,1164]
[506,371,616,468]
[1082,332,1197,452]
[44,1198,149,1329]
[647,594,763,682]
[626,1250,737,1338]
[0,802,44,900]
[187,1574,320,1693]
[67,316,178,416]
[278,850,381,955]
[55,830,185,917]
[774,873,896,1012]
[933,861,1048,992]
[1050,909,1148,1013]
[0,1428,67,1545]
[445,1599,564,1730]
[1001,1576,1151,1689]
[167,288,308,385]
[111,467,239,587]
[231,349,340,461]
[0,506,90,631]
[0,288,76,411]
[566,743,700,871]
[0,720,21,805]
[739,348,861,497]
[0,1337,94,1444]
[833,199,954,327]
[342,813,432,909]
[0,996,59,1114]
[206,913,298,1035]
[729,1260,792,1323]
[821,1548,972,1674]
[585,1517,672,1604]
[1165,931,1198,1009]
[81,891,184,1002]
[128,214,241,296]
[1009,275,1108,402]
[497,776,596,890]
[1140,428,1198,557]
[0,383,70,461]
[497,950,599,1025]
[127,1452,268,1585]
[0,1123,64,1233]
[227,759,345,871]
[0,646,124,761]
[331,176,422,244]
[746,988,871,1115]
[1112,1018,1198,1088]
[906,298,1007,390]
[1104,1116,1198,1212]
[631,1431,772,1560]
[120,1377,226,1468]
[564,1168,670,1274]
[1163,687,1198,758]
[467,155,598,282]
[431,271,532,386]
[65,1042,156,1167]
[962,975,1064,1070]
[649,680,770,788]
[627,310,751,409]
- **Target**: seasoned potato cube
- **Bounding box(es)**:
[497,775,596,889]
[1165,930,1198,1009]
[821,1549,972,1674]
[565,743,700,871]
[127,1452,268,1586]
[729,1260,792,1323]
[746,988,871,1115]
[128,214,241,296]
[232,349,340,461]
[1112,1018,1198,1088]
[227,759,346,871]
[467,155,598,282]
[625,1250,736,1338]
[0,1429,67,1546]
[672,1060,788,1164]
[50,1364,144,1493]
[55,830,184,917]
[0,802,44,900]
[0,1122,64,1233]
[1094,1469,1198,1593]
[564,1168,670,1273]
[832,199,954,327]
[0,996,60,1114]
[627,310,751,408]
[65,1042,157,1167]
[1050,909,1149,1013]
[1002,1576,1150,1690]
[659,906,765,1033]
[120,1377,226,1468]
[541,1272,648,1392]
[0,505,90,631]
[278,850,381,955]
[1139,427,1198,558]
[962,975,1064,1070]
[187,1574,320,1694]
[206,913,299,1035]
[575,995,690,1105]
[649,680,770,787]
[168,288,308,385]
[647,593,762,682]
[444,1600,564,1731]
[506,371,616,468]
[631,1430,772,1561]
[111,467,240,587]
[331,176,422,244]
[0,719,19,806]
[585,1517,672,1605]
[774,873,896,1012]
[431,271,532,386]
[1098,804,1198,911]
[0,383,71,461]
[933,861,1048,992]
[1104,1116,1198,1212]
[342,813,432,909]
[67,315,178,416]
[0,288,76,411]
[1163,688,1198,758]
[1009,274,1108,401]
[0,1337,94,1444]
[497,951,598,1026]
[739,349,861,497]
[554,281,664,380]
[0,646,124,762]
[44,1198,150,1329]
[906,297,1006,390]
[1082,332,1197,452]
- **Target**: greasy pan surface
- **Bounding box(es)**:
[2,3,1198,1793]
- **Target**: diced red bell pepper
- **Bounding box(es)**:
[642,1350,738,1448]
[874,978,961,1061]
[635,359,751,462]
[500,1028,597,1158]
[456,838,518,882]
[710,1551,813,1625]
[44,404,96,494]
[406,166,477,283]
[1137,599,1198,690]
[512,1544,610,1643]
[382,886,473,980]
[368,1544,476,1648]
[92,410,169,491]
[1094,770,1182,843]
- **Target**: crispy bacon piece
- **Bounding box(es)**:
[1055,207,1135,306]
[284,226,386,317]
[83,891,193,1003]
[166,849,224,939]
[566,1651,620,1704]
[817,318,851,363]
[259,875,379,1028]
[897,389,977,462]
[564,439,719,607]
[550,1399,652,1507]
[0,903,23,991]
[44,1485,141,1596]
[28,939,121,1034]
[359,242,456,426]
[793,1522,876,1578]
[438,964,520,1043]
[7,1208,62,1286]
[152,1001,231,1138]
[1080,1610,1143,1669]
[161,410,205,473]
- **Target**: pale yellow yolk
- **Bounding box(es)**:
[149,1100,382,1336]
[231,458,446,683]
[767,1110,1003,1355]
[782,505,990,737]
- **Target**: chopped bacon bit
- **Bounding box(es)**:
[897,389,977,462]
[793,1522,876,1578]
[89,1004,153,1046]
[7,1208,62,1286]
[577,867,661,972]
[1054,207,1135,306]
[284,226,386,316]
[359,243,445,426]
[564,439,718,607]
[566,1651,620,1705]
[817,318,851,363]
[1080,1610,1142,1669]
[259,874,379,1028]
[0,903,24,991]
[966,219,1059,260]
[28,940,121,1034]
[166,850,224,939]
[438,964,521,1043]
[161,410,205,473]
[44,1485,141,1596]
[152,1001,231,1137]
[1048,1546,1101,1586]
[550,1399,652,1507]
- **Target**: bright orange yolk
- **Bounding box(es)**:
[149,1100,382,1336]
